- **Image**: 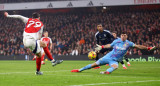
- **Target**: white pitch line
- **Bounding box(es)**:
[0,70,70,75]
[68,80,160,86]
[0,72,31,74]
[45,74,92,76]
[1,66,160,75]
[42,74,156,78]
[0,71,155,79]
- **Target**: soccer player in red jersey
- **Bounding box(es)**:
[32,31,63,65]
[32,31,52,64]
[40,31,53,64]
[4,12,60,75]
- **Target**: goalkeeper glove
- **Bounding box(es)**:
[95,44,104,52]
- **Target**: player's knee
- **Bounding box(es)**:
[36,52,41,58]
[91,63,98,67]
[40,41,47,47]
[111,64,118,69]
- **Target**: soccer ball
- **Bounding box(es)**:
[88,51,97,59]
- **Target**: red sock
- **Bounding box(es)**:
[43,46,54,60]
[32,57,36,61]
[36,57,41,71]
[41,54,45,61]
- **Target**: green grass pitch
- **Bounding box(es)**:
[0,60,160,86]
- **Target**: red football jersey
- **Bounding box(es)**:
[25,18,43,33]
[41,37,52,47]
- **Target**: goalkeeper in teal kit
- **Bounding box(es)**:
[71,32,156,74]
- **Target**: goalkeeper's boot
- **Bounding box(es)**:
[93,66,100,69]
[100,71,110,74]
[127,63,131,66]
[122,64,127,69]
[35,71,43,75]
[71,69,80,72]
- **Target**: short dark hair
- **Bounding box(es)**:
[112,31,117,34]
[32,12,40,18]
[121,31,127,34]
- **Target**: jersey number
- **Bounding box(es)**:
[27,21,41,28]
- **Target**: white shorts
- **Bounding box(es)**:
[41,48,44,55]
[23,36,41,54]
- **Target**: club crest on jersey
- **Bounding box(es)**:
[123,42,129,48]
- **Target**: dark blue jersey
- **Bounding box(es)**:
[95,30,115,45]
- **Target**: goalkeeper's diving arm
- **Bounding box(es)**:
[95,44,111,52]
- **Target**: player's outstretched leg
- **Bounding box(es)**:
[100,63,118,74]
[43,46,54,62]
[71,63,98,72]
[71,64,92,72]
[40,41,62,66]
[93,53,101,69]
[120,61,127,69]
[43,46,63,66]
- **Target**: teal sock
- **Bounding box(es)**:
[79,64,92,72]
[106,67,115,73]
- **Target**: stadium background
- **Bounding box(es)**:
[0,1,160,86]
[0,0,159,61]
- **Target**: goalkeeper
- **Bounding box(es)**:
[71,32,156,74]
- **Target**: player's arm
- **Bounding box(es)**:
[134,44,156,50]
[4,12,29,23]
[50,43,52,50]
[95,44,111,52]
[102,44,111,48]
[128,41,156,51]
[95,39,117,52]
[49,38,52,50]
[134,45,148,50]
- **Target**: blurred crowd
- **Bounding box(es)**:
[0,6,159,56]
